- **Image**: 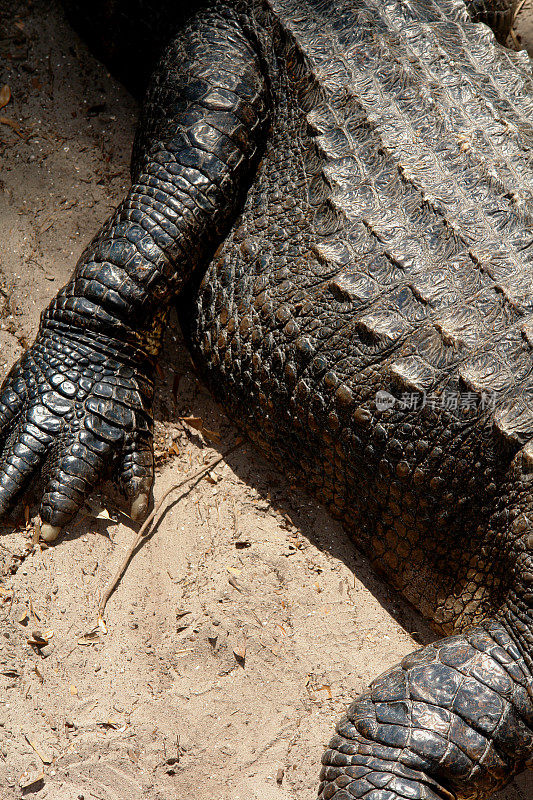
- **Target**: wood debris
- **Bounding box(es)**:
[24,734,52,765]
[98,445,241,621]
[98,719,126,731]
[0,668,19,678]
[19,769,44,790]
[233,642,246,666]
[0,116,27,138]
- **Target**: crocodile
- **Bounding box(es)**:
[1,0,533,797]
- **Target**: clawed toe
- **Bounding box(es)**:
[40,523,61,542]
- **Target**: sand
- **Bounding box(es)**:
[0,2,531,797]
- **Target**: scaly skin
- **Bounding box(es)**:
[2,1,533,797]
[319,621,533,799]
[0,2,270,535]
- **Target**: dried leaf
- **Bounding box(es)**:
[201,427,221,443]
[180,415,203,430]
[69,685,78,696]
[180,415,221,443]
[0,84,11,110]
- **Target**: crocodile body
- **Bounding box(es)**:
[2,1,533,797]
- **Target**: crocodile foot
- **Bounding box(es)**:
[0,326,154,536]
[319,621,533,799]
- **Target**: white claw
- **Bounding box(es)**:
[40,523,61,542]
[130,493,149,521]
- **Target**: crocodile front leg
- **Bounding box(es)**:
[0,3,269,539]
[319,621,533,799]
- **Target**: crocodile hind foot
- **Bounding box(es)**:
[319,621,533,799]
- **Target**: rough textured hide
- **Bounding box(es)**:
[2,1,533,797]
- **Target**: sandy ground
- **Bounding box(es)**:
[0,2,532,798]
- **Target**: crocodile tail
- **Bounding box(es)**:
[319,621,533,799]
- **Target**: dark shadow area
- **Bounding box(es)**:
[149,313,440,650]
[62,0,209,96]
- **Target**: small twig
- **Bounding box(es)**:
[98,443,241,620]
[509,0,527,48]
[0,116,27,139]
[514,0,527,22]
[32,517,41,546]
